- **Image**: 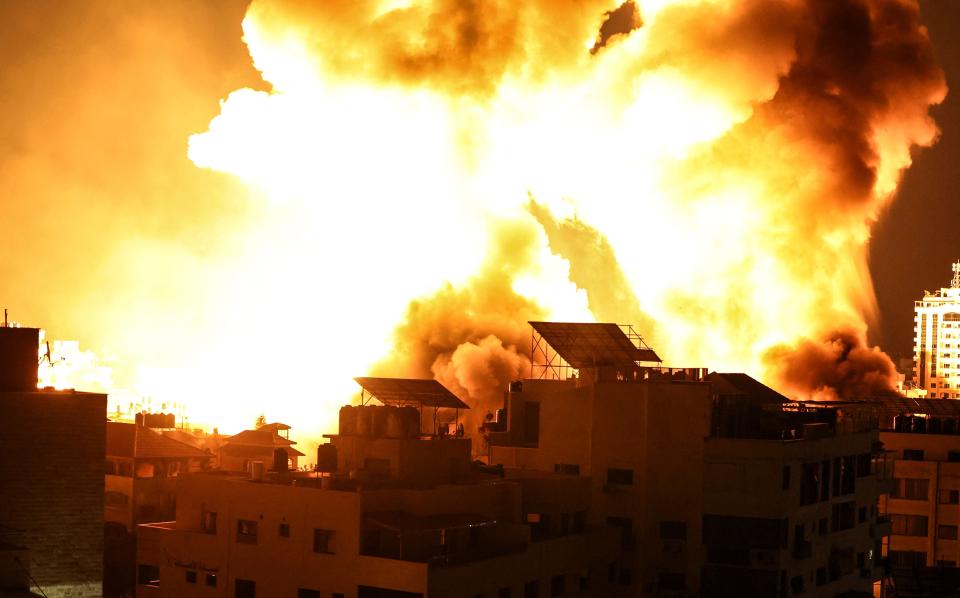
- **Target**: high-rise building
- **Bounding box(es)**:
[912,261,960,398]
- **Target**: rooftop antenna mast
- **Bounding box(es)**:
[952,261,960,289]
[3,308,7,328]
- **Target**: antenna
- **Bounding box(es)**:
[952,261,960,289]
[3,308,7,328]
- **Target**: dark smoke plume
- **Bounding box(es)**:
[764,328,899,400]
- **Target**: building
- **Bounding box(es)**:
[0,324,107,597]
[219,422,305,472]
[486,321,890,597]
[873,397,960,585]
[105,420,214,530]
[911,261,960,398]
[136,377,620,597]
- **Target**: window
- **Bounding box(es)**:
[499,588,512,598]
[554,463,580,475]
[185,571,197,584]
[659,521,687,540]
[578,569,590,591]
[298,590,320,598]
[949,451,960,463]
[313,528,335,553]
[938,525,958,540]
[524,580,539,598]
[941,489,960,504]
[279,522,290,537]
[889,550,927,568]
[856,454,871,477]
[890,514,928,537]
[782,465,791,490]
[858,506,867,523]
[618,568,632,586]
[800,463,819,505]
[333,594,345,598]
[790,575,804,595]
[658,572,685,591]
[903,449,925,461]
[137,564,160,587]
[831,501,856,532]
[892,478,929,500]
[201,510,217,534]
[608,563,617,583]
[815,567,826,586]
[607,468,633,485]
[607,517,634,550]
[818,517,828,536]
[206,573,217,587]
[237,519,258,544]
[235,579,256,598]
[550,574,565,597]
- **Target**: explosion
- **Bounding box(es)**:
[10,0,945,438]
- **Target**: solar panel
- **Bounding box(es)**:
[530,321,661,368]
[354,377,470,409]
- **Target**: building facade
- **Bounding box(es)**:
[911,261,960,398]
[0,325,107,597]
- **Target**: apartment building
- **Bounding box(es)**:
[486,321,889,597]
[0,324,107,597]
[911,261,960,398]
[136,377,620,597]
[876,396,960,572]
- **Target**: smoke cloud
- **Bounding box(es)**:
[764,328,899,401]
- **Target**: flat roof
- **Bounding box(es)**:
[354,377,469,409]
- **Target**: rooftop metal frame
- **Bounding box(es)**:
[529,321,661,381]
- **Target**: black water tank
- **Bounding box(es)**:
[316,444,337,473]
[0,327,39,392]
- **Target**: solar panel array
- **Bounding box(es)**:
[530,321,661,368]
[354,377,470,409]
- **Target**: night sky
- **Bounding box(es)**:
[0,0,957,366]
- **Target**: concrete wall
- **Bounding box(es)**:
[0,390,106,597]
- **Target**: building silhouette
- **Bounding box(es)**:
[0,324,106,597]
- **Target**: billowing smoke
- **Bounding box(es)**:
[764,328,899,401]
[371,220,548,434]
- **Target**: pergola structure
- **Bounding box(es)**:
[354,377,470,436]
[529,321,661,380]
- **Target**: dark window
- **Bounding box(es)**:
[837,455,856,495]
[618,568,631,586]
[237,520,258,544]
[815,568,826,586]
[554,463,580,475]
[607,468,634,485]
[800,463,818,505]
[523,402,540,444]
[313,528,335,553]
[858,506,867,523]
[941,489,960,504]
[550,574,565,597]
[499,589,511,598]
[891,514,929,537]
[235,579,256,598]
[818,517,828,536]
[938,525,958,540]
[206,573,217,587]
[782,465,791,490]
[790,575,804,595]
[949,451,960,463]
[904,449,925,461]
[137,564,160,587]
[201,510,217,534]
[578,569,590,591]
[889,550,927,568]
[608,563,617,583]
[186,571,197,584]
[658,572,685,591]
[572,511,586,533]
[893,478,929,500]
[333,594,345,598]
[820,460,831,502]
[831,501,856,532]
[279,522,290,537]
[298,590,320,598]
[856,454,871,477]
[607,517,634,550]
[524,580,539,598]
[659,521,687,540]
